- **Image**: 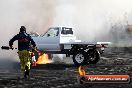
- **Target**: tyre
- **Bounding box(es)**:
[87,49,100,64]
[73,50,87,66]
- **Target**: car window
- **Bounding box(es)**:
[43,28,59,37]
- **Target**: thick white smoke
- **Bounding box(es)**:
[0,0,132,67]
[0,0,56,69]
[52,0,132,41]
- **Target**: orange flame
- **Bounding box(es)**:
[36,54,52,64]
[78,66,86,76]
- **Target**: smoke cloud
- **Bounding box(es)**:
[52,0,132,42]
[0,0,56,70]
[0,0,132,68]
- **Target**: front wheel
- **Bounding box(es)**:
[73,50,87,66]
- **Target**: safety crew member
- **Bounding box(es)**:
[9,26,36,78]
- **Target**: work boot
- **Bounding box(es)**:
[24,66,30,79]
[24,71,29,79]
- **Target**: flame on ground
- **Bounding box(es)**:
[36,54,52,64]
[78,66,86,76]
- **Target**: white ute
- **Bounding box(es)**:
[31,27,109,66]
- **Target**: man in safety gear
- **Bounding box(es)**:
[9,26,36,78]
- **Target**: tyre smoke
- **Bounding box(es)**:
[52,0,132,42]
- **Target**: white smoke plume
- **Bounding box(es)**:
[0,0,56,69]
[52,0,132,42]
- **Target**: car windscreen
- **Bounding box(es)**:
[41,27,59,37]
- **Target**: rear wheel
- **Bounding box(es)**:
[73,50,87,66]
[87,49,100,64]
